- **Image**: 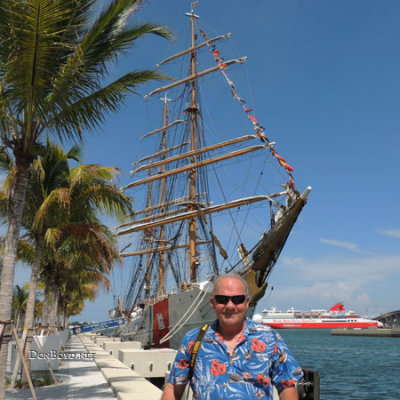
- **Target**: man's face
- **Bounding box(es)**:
[210,277,249,329]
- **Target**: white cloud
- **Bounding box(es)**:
[281,254,399,282]
[319,238,359,251]
[377,228,400,239]
[259,254,400,317]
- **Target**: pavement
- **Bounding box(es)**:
[6,335,117,400]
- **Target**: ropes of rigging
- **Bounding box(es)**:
[159,284,211,344]
[199,28,296,187]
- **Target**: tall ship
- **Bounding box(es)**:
[112,3,311,349]
[253,302,383,329]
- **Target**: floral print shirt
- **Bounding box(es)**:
[168,318,303,399]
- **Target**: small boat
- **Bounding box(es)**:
[111,3,311,349]
[253,302,383,329]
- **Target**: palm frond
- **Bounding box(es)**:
[85,185,133,219]
[17,239,35,264]
[1,1,83,128]
[48,70,166,140]
[33,187,71,231]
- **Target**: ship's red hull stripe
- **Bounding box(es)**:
[262,322,380,329]
[152,298,170,347]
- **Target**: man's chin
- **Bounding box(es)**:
[222,315,238,323]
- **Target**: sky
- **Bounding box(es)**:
[14,0,400,321]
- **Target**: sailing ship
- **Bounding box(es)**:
[112,3,311,349]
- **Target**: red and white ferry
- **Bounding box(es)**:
[253,302,383,329]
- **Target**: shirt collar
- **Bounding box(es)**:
[210,317,255,338]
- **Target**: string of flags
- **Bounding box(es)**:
[199,28,295,186]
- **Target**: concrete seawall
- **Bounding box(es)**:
[80,334,177,400]
[331,328,400,337]
[6,332,280,399]
[82,333,281,400]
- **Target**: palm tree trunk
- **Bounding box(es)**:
[21,240,44,383]
[41,285,50,330]
[62,301,66,330]
[15,313,20,331]
[64,313,70,331]
[49,286,59,335]
[0,162,30,400]
[56,300,62,328]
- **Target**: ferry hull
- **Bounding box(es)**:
[262,321,381,329]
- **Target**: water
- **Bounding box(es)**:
[278,329,400,400]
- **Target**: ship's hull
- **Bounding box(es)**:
[260,319,381,329]
[119,283,256,349]
[116,190,309,348]
[117,196,308,348]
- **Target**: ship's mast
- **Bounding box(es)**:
[158,94,170,295]
[116,6,310,316]
[119,5,256,283]
[187,4,200,284]
[144,168,152,298]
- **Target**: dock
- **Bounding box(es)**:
[6,335,118,400]
[6,332,178,400]
[81,334,176,400]
[6,332,282,400]
[331,328,400,337]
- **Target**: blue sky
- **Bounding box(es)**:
[15,0,400,321]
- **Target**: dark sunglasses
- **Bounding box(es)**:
[214,295,247,305]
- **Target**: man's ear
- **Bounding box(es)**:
[210,296,216,310]
[245,297,250,309]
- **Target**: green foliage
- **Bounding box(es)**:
[12,284,28,313]
[0,0,171,151]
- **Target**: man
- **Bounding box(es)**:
[162,274,303,400]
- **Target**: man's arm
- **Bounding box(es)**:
[161,382,187,400]
[279,386,298,400]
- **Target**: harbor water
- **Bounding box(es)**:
[279,329,400,400]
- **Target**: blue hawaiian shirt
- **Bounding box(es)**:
[168,318,303,399]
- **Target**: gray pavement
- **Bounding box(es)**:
[6,335,117,400]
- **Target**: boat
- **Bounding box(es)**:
[111,3,311,349]
[253,302,383,329]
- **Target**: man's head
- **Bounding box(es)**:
[210,274,249,331]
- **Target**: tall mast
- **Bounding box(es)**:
[144,170,152,298]
[158,94,170,295]
[187,4,200,283]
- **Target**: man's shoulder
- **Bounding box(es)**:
[182,321,215,343]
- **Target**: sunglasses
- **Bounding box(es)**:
[214,295,247,305]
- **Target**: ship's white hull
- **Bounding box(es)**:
[119,283,256,349]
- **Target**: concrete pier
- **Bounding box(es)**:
[5,332,280,399]
[80,335,176,400]
[331,328,400,337]
[5,332,177,400]
[6,335,117,400]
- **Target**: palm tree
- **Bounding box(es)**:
[42,221,122,334]
[18,141,81,380]
[43,228,119,332]
[0,1,170,396]
[63,282,97,327]
[12,285,28,330]
[21,142,132,380]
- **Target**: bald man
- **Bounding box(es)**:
[162,274,303,400]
